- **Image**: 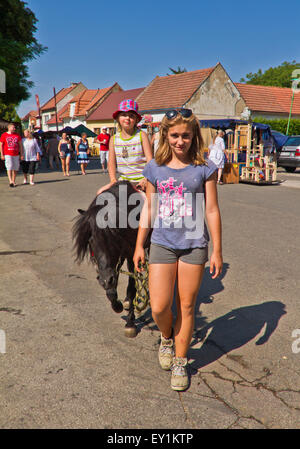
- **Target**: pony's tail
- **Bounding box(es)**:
[72,209,92,264]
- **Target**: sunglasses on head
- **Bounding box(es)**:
[165,109,193,120]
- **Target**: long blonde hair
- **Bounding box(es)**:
[155,112,205,166]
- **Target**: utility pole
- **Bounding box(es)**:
[286,90,295,135]
[286,75,300,135]
[53,87,59,132]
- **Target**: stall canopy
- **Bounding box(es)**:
[73,124,97,138]
[199,118,271,131]
[58,125,97,137]
[270,130,289,150]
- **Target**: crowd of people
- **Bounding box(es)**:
[0,124,119,184]
[0,99,223,392]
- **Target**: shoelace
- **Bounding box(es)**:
[171,364,187,376]
[160,345,173,354]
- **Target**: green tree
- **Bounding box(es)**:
[240,61,300,88]
[167,66,187,75]
[0,0,47,120]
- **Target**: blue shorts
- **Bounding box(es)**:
[60,150,70,159]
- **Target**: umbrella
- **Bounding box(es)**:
[59,126,79,136]
[73,124,97,138]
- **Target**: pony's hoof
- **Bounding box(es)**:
[124,326,137,338]
[111,300,123,313]
[123,299,130,310]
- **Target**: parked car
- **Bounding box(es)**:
[277,135,300,172]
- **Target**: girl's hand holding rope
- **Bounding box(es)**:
[133,246,145,273]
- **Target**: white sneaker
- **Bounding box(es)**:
[158,331,174,370]
[171,357,189,391]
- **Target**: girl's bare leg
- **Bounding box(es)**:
[61,158,66,175]
[217,168,223,182]
[66,156,71,176]
[149,263,177,338]
[174,261,205,357]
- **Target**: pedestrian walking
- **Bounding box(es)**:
[58,132,71,176]
[208,130,226,184]
[133,108,223,391]
[21,129,42,185]
[47,135,60,169]
[0,123,23,187]
[76,132,90,175]
[96,127,110,172]
[96,99,152,195]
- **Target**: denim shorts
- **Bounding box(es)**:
[149,243,208,265]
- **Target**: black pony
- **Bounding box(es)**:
[72,181,150,337]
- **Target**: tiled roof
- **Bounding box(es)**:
[40,84,80,111]
[60,87,112,119]
[136,67,215,111]
[22,110,38,121]
[235,83,300,115]
[87,87,145,121]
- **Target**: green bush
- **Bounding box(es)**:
[254,116,300,135]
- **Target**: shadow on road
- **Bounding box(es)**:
[188,300,287,370]
[33,179,69,185]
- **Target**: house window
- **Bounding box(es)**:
[43,114,50,124]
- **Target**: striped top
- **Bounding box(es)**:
[114,130,146,182]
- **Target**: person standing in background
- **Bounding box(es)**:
[21,129,42,185]
[151,129,160,155]
[76,132,90,175]
[58,132,71,176]
[47,135,60,170]
[208,130,226,184]
[0,123,23,187]
[97,127,110,172]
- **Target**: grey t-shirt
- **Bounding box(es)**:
[143,159,217,249]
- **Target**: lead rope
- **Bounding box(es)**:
[116,257,149,313]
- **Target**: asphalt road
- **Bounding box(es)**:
[0,159,299,429]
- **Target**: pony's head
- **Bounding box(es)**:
[88,231,120,292]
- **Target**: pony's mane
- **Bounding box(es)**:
[72,181,144,263]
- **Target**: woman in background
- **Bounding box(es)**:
[76,132,90,175]
[21,129,42,185]
[208,130,225,184]
[58,132,71,176]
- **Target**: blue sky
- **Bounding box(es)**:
[18,0,300,117]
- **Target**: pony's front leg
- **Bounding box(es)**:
[124,259,137,338]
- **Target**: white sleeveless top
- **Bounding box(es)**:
[114,129,146,182]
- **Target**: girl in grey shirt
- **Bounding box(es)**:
[133,109,223,392]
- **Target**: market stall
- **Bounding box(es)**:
[199,119,280,185]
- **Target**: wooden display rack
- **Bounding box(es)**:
[222,162,240,184]
[225,123,277,185]
[205,121,278,185]
[240,144,277,184]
